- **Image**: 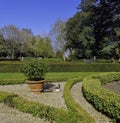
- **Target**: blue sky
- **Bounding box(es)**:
[0,0,80,35]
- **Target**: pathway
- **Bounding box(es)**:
[71,82,113,123]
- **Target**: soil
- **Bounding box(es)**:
[103,81,120,95]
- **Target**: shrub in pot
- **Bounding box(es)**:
[22,59,49,94]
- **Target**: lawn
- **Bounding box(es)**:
[0,72,97,84]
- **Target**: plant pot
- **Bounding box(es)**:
[26,80,45,94]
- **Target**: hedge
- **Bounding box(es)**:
[64,77,95,123]
[1,63,120,72]
[0,91,81,123]
[50,63,120,72]
[0,72,95,123]
[82,72,120,121]
[0,64,21,72]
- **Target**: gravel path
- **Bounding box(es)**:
[0,82,115,123]
[0,103,50,123]
[71,82,113,123]
[0,82,66,123]
[0,82,66,109]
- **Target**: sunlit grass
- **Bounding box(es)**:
[0,72,97,83]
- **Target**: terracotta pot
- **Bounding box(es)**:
[26,80,45,94]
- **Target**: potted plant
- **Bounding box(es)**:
[22,59,49,94]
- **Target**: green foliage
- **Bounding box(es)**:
[82,72,120,120]
[64,75,95,123]
[0,63,21,72]
[65,0,120,59]
[1,61,120,72]
[22,60,49,80]
[0,73,25,85]
[0,92,14,102]
[0,91,88,123]
[50,63,120,72]
[0,72,95,123]
[34,36,54,58]
[0,79,25,85]
[0,72,92,85]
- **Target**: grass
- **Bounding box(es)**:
[0,73,25,79]
[0,72,98,83]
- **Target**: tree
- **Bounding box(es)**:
[20,28,34,56]
[92,0,120,57]
[0,34,6,57]
[34,36,54,58]
[44,36,54,58]
[49,19,66,58]
[0,25,21,59]
[65,0,120,59]
[65,11,95,59]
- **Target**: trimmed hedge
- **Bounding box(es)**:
[0,79,25,85]
[0,91,15,102]
[50,63,120,72]
[82,72,120,121]
[0,64,21,72]
[0,91,85,123]
[64,77,95,123]
[1,63,120,72]
[0,72,95,123]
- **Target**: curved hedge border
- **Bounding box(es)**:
[0,91,82,123]
[82,72,120,120]
[0,73,95,123]
[64,77,95,123]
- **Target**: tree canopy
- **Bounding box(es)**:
[65,0,120,59]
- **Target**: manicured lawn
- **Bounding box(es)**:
[0,72,97,83]
[0,73,26,79]
[46,72,96,82]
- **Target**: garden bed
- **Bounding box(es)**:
[0,82,66,109]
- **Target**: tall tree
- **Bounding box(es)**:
[65,11,95,59]
[20,28,33,56]
[34,36,54,58]
[0,25,21,59]
[49,19,66,58]
[65,0,120,59]
[92,0,120,57]
[0,34,6,57]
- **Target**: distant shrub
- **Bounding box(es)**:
[49,63,120,72]
[1,61,120,73]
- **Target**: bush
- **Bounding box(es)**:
[0,64,21,72]
[82,72,120,121]
[21,60,49,80]
[0,72,95,123]
[1,62,120,72]
[64,77,95,123]
[0,92,85,123]
[49,63,120,72]
[0,79,25,85]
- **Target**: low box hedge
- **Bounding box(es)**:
[0,72,95,123]
[0,91,86,123]
[50,63,120,72]
[0,79,25,85]
[64,77,95,123]
[1,62,120,72]
[82,72,120,121]
[0,64,21,72]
